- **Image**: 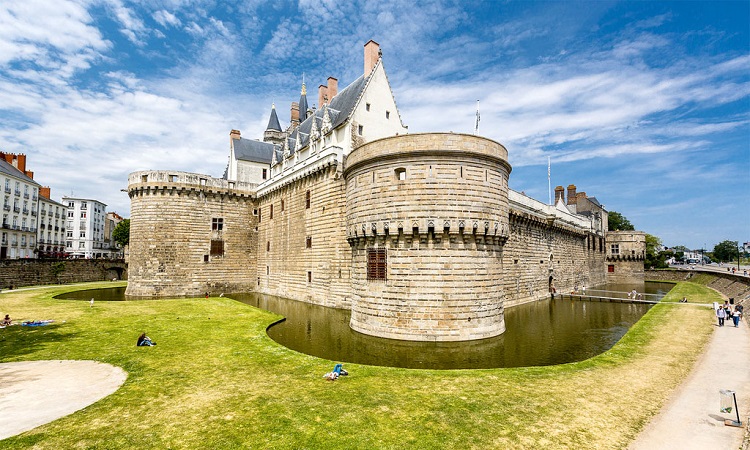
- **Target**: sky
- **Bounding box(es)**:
[0,0,748,251]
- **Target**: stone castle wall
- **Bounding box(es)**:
[255,163,352,308]
[343,133,511,341]
[126,171,258,297]
[125,134,618,342]
[605,231,646,283]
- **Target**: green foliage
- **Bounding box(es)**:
[644,234,668,269]
[607,211,635,231]
[112,219,130,247]
[713,240,739,262]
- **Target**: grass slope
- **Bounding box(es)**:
[0,282,721,449]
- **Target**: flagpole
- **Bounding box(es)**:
[475,100,480,135]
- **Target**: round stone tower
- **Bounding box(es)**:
[343,133,512,341]
[126,170,258,298]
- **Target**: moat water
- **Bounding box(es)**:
[57,282,672,369]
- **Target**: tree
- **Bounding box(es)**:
[112,219,130,248]
[713,240,739,262]
[607,211,635,231]
[644,234,668,269]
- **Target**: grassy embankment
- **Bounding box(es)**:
[0,281,722,449]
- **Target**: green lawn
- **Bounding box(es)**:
[0,281,722,449]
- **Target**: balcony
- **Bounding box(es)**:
[1,240,6,245]
[54,226,59,231]
[14,189,20,196]
[13,206,20,213]
[32,195,37,201]
[31,210,37,216]
[23,193,29,199]
[40,224,46,229]
[12,225,19,230]
[10,241,17,247]
[22,208,28,214]
[1,222,8,229]
[3,204,9,211]
[21,226,29,232]
[41,210,47,216]
[4,186,10,193]
[29,227,36,233]
[55,213,60,218]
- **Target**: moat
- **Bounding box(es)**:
[57,282,672,369]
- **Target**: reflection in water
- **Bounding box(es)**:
[55,282,672,369]
[228,281,670,369]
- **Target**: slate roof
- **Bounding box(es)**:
[0,158,39,186]
[233,138,276,164]
[286,74,369,156]
[266,106,282,131]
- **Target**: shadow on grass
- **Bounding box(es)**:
[0,324,77,361]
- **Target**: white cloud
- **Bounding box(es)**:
[153,10,181,28]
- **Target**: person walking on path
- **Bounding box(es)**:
[731,306,741,327]
[716,306,726,327]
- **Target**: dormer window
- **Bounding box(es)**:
[366,103,371,111]
[385,111,390,119]
[358,125,363,136]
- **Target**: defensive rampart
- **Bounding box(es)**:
[126,171,258,297]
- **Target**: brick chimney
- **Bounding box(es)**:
[290,101,300,127]
[318,84,328,107]
[230,129,241,141]
[364,40,380,76]
[39,186,51,199]
[554,185,564,204]
[327,77,338,100]
[576,192,587,201]
[566,184,577,205]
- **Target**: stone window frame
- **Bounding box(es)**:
[307,271,312,283]
[306,236,312,249]
[305,191,311,209]
[270,204,274,220]
[395,168,406,181]
[212,218,224,231]
[611,244,619,255]
[281,199,284,212]
[608,264,615,273]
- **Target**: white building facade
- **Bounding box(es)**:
[1,159,39,259]
[63,197,108,258]
[37,195,68,258]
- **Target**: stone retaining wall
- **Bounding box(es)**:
[0,259,127,289]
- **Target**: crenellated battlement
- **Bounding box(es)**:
[127,170,258,199]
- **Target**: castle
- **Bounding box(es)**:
[126,40,643,342]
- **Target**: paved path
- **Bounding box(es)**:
[629,315,750,450]
[0,360,127,440]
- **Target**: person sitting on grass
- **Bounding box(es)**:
[1,314,11,326]
[137,332,156,346]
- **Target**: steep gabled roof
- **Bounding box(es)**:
[233,138,275,164]
[286,74,369,154]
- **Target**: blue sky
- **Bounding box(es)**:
[0,0,747,250]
